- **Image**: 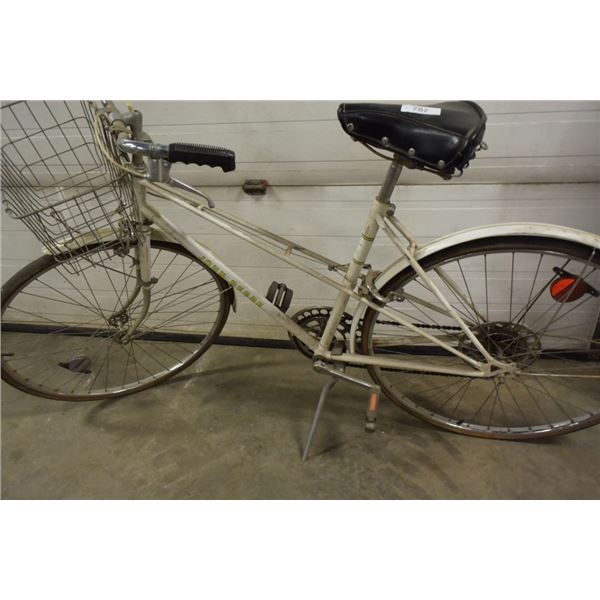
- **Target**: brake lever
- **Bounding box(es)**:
[166,176,215,209]
[118,139,216,208]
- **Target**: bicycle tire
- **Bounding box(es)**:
[1,240,231,400]
[361,235,600,439]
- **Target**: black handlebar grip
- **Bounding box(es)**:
[167,143,236,172]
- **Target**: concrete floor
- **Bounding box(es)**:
[2,345,599,499]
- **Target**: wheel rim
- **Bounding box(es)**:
[363,239,600,438]
[1,242,229,399]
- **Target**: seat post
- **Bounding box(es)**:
[314,155,405,359]
[376,156,403,204]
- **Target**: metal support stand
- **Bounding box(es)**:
[301,379,338,461]
[301,360,381,461]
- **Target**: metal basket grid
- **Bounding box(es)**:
[1,101,136,267]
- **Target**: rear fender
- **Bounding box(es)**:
[349,222,600,352]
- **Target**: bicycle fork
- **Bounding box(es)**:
[111,178,155,343]
[120,221,154,343]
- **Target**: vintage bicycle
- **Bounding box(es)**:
[1,100,599,458]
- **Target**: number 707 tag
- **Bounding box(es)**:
[401,104,442,116]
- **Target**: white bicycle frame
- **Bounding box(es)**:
[129,159,515,380]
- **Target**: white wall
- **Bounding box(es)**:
[2,101,599,339]
[133,100,600,185]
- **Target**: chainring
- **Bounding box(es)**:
[288,306,355,359]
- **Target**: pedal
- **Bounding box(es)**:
[266,281,293,312]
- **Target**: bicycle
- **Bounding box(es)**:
[2,100,599,459]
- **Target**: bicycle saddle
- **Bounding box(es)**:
[338,101,487,179]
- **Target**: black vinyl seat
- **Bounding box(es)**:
[338,101,487,179]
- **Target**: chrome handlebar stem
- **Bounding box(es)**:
[118,139,168,160]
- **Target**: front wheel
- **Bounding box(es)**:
[1,241,231,400]
[361,236,600,439]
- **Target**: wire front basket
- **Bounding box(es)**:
[1,101,136,271]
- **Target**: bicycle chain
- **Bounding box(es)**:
[374,319,461,331]
[291,306,466,377]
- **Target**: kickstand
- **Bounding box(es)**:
[302,378,337,461]
[302,360,381,461]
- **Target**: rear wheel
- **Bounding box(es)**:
[1,241,231,400]
[361,236,600,439]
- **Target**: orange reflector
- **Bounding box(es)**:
[550,277,588,302]
[369,391,379,412]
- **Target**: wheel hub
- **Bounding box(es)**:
[458,321,541,367]
[108,311,129,328]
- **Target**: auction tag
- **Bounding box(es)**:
[401,104,441,116]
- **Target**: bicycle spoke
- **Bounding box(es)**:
[533,295,596,338]
[34,279,105,318]
[509,252,515,321]
[488,382,502,427]
[151,259,195,314]
[449,380,472,418]
[133,292,224,338]
[54,267,111,319]
[533,376,575,422]
[514,252,544,323]
[468,382,499,422]
[484,254,489,322]
[414,278,477,325]
[435,263,485,323]
[439,379,472,409]
[127,339,173,373]
[530,256,596,336]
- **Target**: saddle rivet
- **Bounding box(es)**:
[347,123,355,132]
[408,147,416,157]
[381,136,390,146]
[438,159,446,169]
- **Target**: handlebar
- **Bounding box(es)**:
[99,103,233,208]
[118,139,236,172]
[99,102,236,173]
